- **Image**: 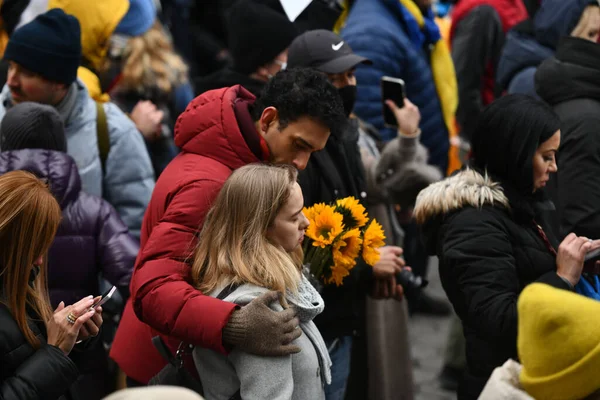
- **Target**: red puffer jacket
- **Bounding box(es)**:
[110,85,262,384]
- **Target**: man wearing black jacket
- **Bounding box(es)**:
[536,35,600,240]
[287,30,409,400]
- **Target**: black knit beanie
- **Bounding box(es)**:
[226,0,299,74]
[3,8,82,85]
[0,102,67,152]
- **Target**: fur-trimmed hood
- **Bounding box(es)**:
[414,168,510,225]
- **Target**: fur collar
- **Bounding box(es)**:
[414,168,510,224]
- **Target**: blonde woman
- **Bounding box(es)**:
[107,4,194,177]
[192,164,331,400]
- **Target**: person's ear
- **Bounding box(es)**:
[259,107,279,136]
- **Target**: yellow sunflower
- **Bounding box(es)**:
[336,197,369,228]
[303,203,328,223]
[362,219,386,266]
[333,228,363,267]
[305,205,344,248]
[325,263,353,286]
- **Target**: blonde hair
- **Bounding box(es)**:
[119,21,188,94]
[191,164,303,296]
[0,171,61,348]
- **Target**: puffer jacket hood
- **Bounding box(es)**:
[48,0,129,71]
[174,85,259,171]
[414,168,510,252]
[0,149,80,208]
[0,148,137,309]
[414,168,509,224]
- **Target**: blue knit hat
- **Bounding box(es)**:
[3,9,81,85]
[115,0,156,37]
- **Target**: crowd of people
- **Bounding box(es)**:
[1,1,600,400]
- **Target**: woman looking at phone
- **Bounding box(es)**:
[192,164,330,400]
[413,94,600,399]
[0,171,103,400]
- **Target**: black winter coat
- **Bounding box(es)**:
[414,169,571,400]
[0,302,79,400]
[298,118,369,341]
[536,37,600,240]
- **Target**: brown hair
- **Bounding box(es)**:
[0,171,61,348]
[119,21,188,94]
[191,164,302,295]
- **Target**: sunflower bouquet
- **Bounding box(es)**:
[302,197,386,287]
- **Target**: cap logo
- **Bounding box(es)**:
[332,41,344,51]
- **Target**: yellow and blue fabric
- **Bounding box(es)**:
[576,275,600,301]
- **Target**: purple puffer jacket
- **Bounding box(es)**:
[0,149,138,307]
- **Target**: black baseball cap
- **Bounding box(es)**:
[287,29,372,74]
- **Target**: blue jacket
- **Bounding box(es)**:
[0,81,155,238]
[341,0,449,172]
[496,0,593,96]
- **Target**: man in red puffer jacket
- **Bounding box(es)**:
[110,68,346,385]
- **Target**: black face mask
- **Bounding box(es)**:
[337,85,357,117]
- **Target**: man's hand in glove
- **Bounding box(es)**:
[222,291,302,356]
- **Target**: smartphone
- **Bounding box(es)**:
[381,76,406,128]
[583,247,600,275]
[91,286,117,309]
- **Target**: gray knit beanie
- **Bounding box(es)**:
[0,102,67,152]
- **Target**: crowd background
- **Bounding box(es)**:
[1,0,600,400]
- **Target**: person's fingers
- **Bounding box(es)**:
[404,266,412,272]
[274,344,302,356]
[282,329,302,346]
[73,310,96,331]
[281,316,300,334]
[562,233,577,246]
[590,239,600,250]
[254,291,280,308]
[404,98,415,108]
[276,307,297,326]
[85,319,100,337]
[393,257,405,269]
[54,301,65,313]
[71,297,95,318]
[385,100,400,113]
[385,246,403,255]
[91,310,103,331]
[580,241,593,254]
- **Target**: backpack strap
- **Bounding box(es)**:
[95,101,110,174]
[216,283,242,300]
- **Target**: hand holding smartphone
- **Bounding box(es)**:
[90,286,117,310]
[381,76,406,128]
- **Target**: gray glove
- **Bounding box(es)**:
[222,291,302,356]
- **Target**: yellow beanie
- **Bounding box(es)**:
[518,283,600,400]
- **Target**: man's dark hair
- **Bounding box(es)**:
[251,67,346,133]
